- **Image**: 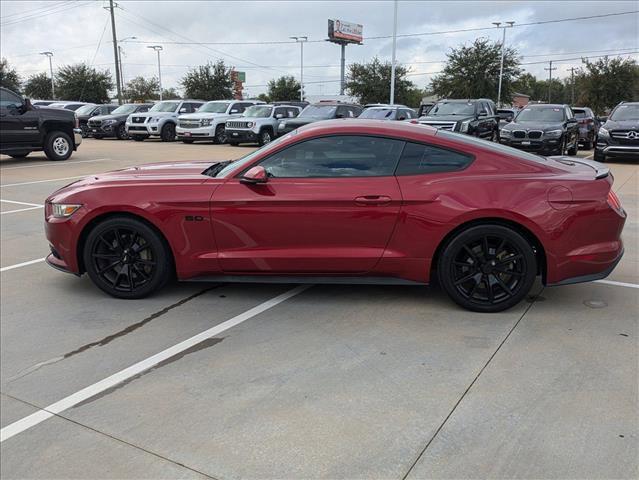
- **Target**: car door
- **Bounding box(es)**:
[211,135,405,273]
[0,89,38,145]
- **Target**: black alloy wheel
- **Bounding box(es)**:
[438,225,537,312]
[116,123,129,140]
[213,124,227,144]
[259,129,272,146]
[84,217,171,299]
[161,123,176,142]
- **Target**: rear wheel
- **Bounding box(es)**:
[83,217,172,299]
[43,131,73,161]
[115,123,129,140]
[437,225,537,312]
[160,123,176,142]
[213,124,226,144]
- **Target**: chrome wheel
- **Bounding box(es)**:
[52,136,70,157]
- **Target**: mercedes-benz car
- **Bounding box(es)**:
[595,101,639,163]
[44,120,625,313]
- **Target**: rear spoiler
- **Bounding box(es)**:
[549,156,610,179]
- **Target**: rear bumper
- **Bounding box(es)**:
[547,246,624,286]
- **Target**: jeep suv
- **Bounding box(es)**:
[88,103,152,140]
[415,99,499,140]
[225,104,302,146]
[0,87,82,161]
[278,102,363,135]
[125,99,205,142]
[176,100,264,144]
[594,102,638,162]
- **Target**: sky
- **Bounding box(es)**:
[1,0,637,99]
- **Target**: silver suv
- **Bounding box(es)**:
[176,100,264,144]
[225,104,302,146]
[125,99,204,142]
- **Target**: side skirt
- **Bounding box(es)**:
[184,275,428,286]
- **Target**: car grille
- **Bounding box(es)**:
[226,121,250,129]
[611,130,639,141]
[418,120,456,130]
[131,116,147,124]
[128,126,147,131]
[179,120,201,128]
[513,130,543,139]
[88,119,102,127]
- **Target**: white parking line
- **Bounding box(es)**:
[0,176,85,188]
[0,158,111,171]
[1,205,43,215]
[0,258,46,272]
[1,199,41,207]
[0,285,310,443]
[595,279,639,289]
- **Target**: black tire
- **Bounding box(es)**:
[556,137,567,156]
[115,123,129,140]
[437,224,537,313]
[213,124,226,144]
[160,123,176,142]
[80,125,89,138]
[567,136,578,156]
[43,131,73,161]
[258,129,273,146]
[182,139,195,144]
[131,135,147,142]
[83,217,172,299]
[8,151,30,159]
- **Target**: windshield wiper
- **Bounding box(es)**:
[203,160,233,177]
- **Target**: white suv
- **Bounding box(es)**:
[225,104,302,146]
[176,100,264,144]
[125,99,204,142]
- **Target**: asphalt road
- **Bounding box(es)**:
[1,138,637,479]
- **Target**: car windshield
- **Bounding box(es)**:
[610,104,639,121]
[64,104,84,111]
[429,102,475,116]
[515,106,565,122]
[149,101,180,113]
[359,108,395,119]
[300,105,337,118]
[111,104,138,115]
[75,105,96,115]
[243,106,272,117]
[198,102,230,113]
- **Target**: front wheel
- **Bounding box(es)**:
[213,124,226,144]
[160,123,176,142]
[258,129,273,146]
[115,124,129,140]
[437,225,537,312]
[43,131,73,161]
[83,217,172,299]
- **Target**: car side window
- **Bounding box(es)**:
[274,107,288,118]
[258,135,405,178]
[137,105,149,113]
[336,106,349,118]
[288,107,300,118]
[395,142,473,176]
[0,89,23,108]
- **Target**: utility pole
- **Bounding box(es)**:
[40,51,54,99]
[544,60,556,103]
[340,43,346,95]
[118,36,137,95]
[568,67,578,105]
[147,45,163,101]
[492,21,515,107]
[290,36,307,101]
[107,0,122,104]
[390,0,398,105]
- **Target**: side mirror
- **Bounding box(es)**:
[179,107,188,113]
[335,113,345,118]
[275,113,284,119]
[478,110,487,117]
[597,116,608,123]
[230,109,239,114]
[240,165,268,185]
[507,116,513,122]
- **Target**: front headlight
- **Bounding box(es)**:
[246,122,254,128]
[52,204,82,218]
[598,127,609,137]
[500,129,511,137]
[201,119,212,126]
[103,119,117,125]
[545,129,563,138]
[459,120,471,133]
[149,117,161,123]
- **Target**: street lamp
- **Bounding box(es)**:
[390,0,398,105]
[118,36,137,92]
[147,45,163,101]
[290,36,307,101]
[493,21,515,107]
[40,51,54,99]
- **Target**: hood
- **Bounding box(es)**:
[179,112,232,119]
[33,106,75,119]
[420,114,473,122]
[89,113,129,122]
[602,119,639,131]
[132,111,175,118]
[503,121,563,131]
[97,161,215,179]
[284,117,321,127]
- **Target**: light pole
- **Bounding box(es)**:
[118,36,137,94]
[40,51,54,99]
[390,0,398,105]
[492,21,514,107]
[290,36,307,101]
[147,45,163,101]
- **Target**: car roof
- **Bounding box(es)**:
[310,102,361,107]
[296,118,437,140]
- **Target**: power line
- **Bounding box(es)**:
[0,1,94,27]
[0,1,73,20]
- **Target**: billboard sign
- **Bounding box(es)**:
[328,19,363,44]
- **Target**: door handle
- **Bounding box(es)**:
[355,195,392,206]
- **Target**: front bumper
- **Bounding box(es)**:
[595,143,639,158]
[176,125,216,139]
[73,128,82,149]
[500,137,561,154]
[126,123,161,136]
[226,129,259,143]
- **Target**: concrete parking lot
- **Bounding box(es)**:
[1,138,637,479]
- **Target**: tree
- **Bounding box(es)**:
[181,60,233,100]
[575,56,639,114]
[161,87,181,100]
[124,76,159,102]
[257,93,271,103]
[0,58,21,93]
[345,57,417,105]
[430,38,521,101]
[55,64,113,103]
[23,72,52,99]
[267,76,301,101]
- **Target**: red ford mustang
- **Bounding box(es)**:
[45,120,626,312]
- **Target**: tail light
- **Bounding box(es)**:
[74,113,79,129]
[607,190,623,213]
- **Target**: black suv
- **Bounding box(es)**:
[500,104,579,156]
[595,102,639,163]
[0,87,81,161]
[416,99,499,140]
[278,102,363,135]
[88,103,152,140]
[75,104,118,138]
